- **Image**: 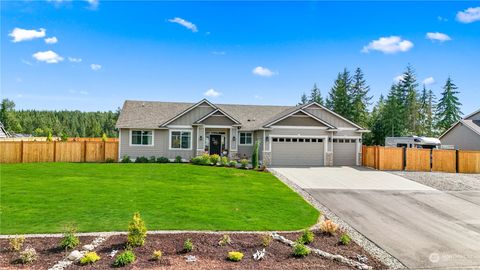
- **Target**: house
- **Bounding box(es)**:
[115,99,369,166]
[0,122,10,138]
[439,108,480,150]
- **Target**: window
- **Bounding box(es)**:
[170,130,191,149]
[131,130,153,145]
[239,132,253,145]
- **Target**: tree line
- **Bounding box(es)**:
[0,99,119,138]
[299,65,462,145]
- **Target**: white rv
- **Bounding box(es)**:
[385,136,441,149]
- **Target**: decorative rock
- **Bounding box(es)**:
[185,255,197,262]
[82,244,95,251]
[253,249,266,261]
[109,249,118,258]
[357,254,368,264]
[67,250,83,261]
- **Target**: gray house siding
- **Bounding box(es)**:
[440,124,480,150]
[170,104,215,126]
[274,115,327,126]
[304,105,357,128]
[201,115,236,125]
[466,111,480,120]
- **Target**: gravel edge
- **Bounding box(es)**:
[269,168,406,269]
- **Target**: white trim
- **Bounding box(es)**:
[303,102,364,129]
[169,129,193,150]
[204,125,234,129]
[167,125,192,129]
[196,125,204,151]
[129,129,154,147]
[263,130,266,152]
[161,99,216,126]
[118,129,122,161]
[239,131,253,146]
[268,135,328,166]
[270,125,329,130]
[464,108,480,120]
[264,109,335,129]
[195,108,241,125]
[231,127,238,151]
[332,136,361,166]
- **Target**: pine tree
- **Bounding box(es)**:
[418,85,437,136]
[309,83,324,105]
[437,77,462,132]
[397,65,420,134]
[349,67,372,127]
[326,68,352,117]
[383,84,405,137]
[364,95,386,145]
[299,93,308,105]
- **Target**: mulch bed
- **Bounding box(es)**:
[0,231,386,269]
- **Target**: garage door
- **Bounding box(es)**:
[271,137,324,166]
[333,138,357,166]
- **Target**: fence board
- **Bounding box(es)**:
[104,142,118,161]
[432,149,456,173]
[406,148,431,171]
[363,146,376,168]
[85,142,105,162]
[22,142,55,163]
[378,147,404,170]
[458,150,480,173]
[55,142,84,162]
[0,142,22,163]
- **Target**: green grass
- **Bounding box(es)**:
[0,163,319,234]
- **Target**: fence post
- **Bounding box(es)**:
[84,141,87,162]
[53,141,57,162]
[103,141,106,162]
[20,140,24,163]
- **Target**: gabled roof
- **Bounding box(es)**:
[194,108,241,125]
[161,99,216,127]
[439,108,480,139]
[263,108,335,129]
[464,108,480,120]
[303,102,365,129]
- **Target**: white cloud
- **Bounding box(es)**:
[456,7,480,23]
[252,66,276,77]
[212,51,226,55]
[426,32,451,42]
[68,57,82,63]
[44,36,58,44]
[21,59,33,66]
[70,89,89,95]
[9,28,46,42]
[437,16,448,22]
[423,77,435,86]
[86,0,99,9]
[204,88,221,97]
[362,36,414,54]
[32,50,64,64]
[90,64,101,71]
[168,17,198,32]
[393,74,405,83]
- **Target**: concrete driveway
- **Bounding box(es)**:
[271,166,480,269]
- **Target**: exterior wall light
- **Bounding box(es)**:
[232,136,236,142]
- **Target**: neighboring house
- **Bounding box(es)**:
[0,122,10,138]
[439,108,480,150]
[115,99,369,166]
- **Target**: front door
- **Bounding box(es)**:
[209,135,222,155]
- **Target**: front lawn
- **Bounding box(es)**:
[0,163,319,234]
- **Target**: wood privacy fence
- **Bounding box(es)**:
[362,146,480,174]
[0,141,118,163]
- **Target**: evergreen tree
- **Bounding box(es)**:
[364,94,386,145]
[418,85,437,136]
[309,83,324,105]
[326,68,352,117]
[397,65,420,134]
[349,67,372,127]
[299,93,308,105]
[383,84,405,137]
[437,77,462,132]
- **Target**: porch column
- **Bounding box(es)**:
[196,125,206,156]
[229,126,238,159]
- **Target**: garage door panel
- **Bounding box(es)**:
[271,137,324,166]
[333,139,357,166]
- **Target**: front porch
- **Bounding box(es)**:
[195,125,240,159]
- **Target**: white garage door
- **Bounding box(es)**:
[271,137,325,166]
[333,138,357,166]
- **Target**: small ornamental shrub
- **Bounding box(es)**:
[46,132,53,142]
[156,156,169,163]
[320,220,339,235]
[19,247,37,264]
[149,156,156,163]
[61,133,68,142]
[218,234,231,246]
[228,160,237,167]
[292,243,310,257]
[152,250,162,261]
[191,157,200,164]
[135,156,149,163]
[220,156,229,166]
[261,234,272,247]
[175,155,182,163]
[200,154,211,165]
[121,155,132,163]
[240,159,249,169]
[298,229,314,244]
[210,154,220,165]
[227,251,244,262]
[339,233,351,245]
[101,133,108,142]
[105,158,115,163]
[183,238,193,252]
[80,252,101,265]
[127,212,147,247]
[251,141,260,169]
[114,250,135,267]
[60,225,80,250]
[9,235,25,251]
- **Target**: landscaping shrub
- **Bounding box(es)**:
[61,133,68,142]
[320,219,338,235]
[9,235,25,252]
[80,252,101,265]
[218,234,231,246]
[105,158,115,163]
[298,229,314,244]
[149,156,156,163]
[46,132,53,142]
[183,238,193,252]
[191,156,201,165]
[210,154,220,165]
[251,141,260,169]
[135,156,149,163]
[152,250,162,261]
[240,159,249,169]
[174,155,182,163]
[60,225,80,250]
[227,251,244,262]
[292,243,310,257]
[228,160,237,167]
[114,250,135,267]
[200,154,211,165]
[101,133,108,142]
[121,155,132,163]
[220,156,229,166]
[19,247,37,264]
[339,233,351,245]
[261,234,272,247]
[156,156,169,163]
[127,212,147,247]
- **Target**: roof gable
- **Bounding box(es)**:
[194,108,241,125]
[263,108,335,128]
[303,102,363,129]
[465,109,480,120]
[161,99,216,126]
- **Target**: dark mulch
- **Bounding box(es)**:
[0,236,95,270]
[0,232,386,269]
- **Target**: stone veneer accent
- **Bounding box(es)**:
[262,151,271,166]
[326,152,333,166]
[196,150,207,156]
[229,150,238,160]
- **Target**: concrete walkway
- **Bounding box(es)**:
[271,167,480,269]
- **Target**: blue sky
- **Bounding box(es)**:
[1,1,479,115]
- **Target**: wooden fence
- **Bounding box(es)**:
[362,145,480,174]
[0,141,118,163]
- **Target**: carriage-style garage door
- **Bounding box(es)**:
[332,138,357,166]
[271,137,325,166]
